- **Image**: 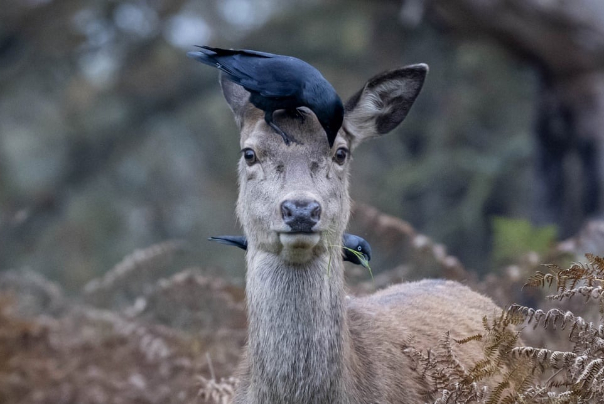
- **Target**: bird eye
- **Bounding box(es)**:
[242,148,257,166]
[333,147,348,165]
[357,246,362,251]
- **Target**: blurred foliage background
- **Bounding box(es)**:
[4,1,604,402]
[1,0,602,290]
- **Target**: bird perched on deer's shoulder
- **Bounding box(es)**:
[187,46,344,148]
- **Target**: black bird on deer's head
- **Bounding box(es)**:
[187,46,344,148]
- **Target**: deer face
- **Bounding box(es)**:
[235,107,351,263]
[220,65,427,264]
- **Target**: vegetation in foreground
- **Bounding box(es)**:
[1,209,603,403]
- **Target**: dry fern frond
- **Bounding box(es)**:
[524,255,604,295]
[405,309,530,403]
[352,203,470,280]
[404,332,482,401]
[508,305,604,338]
[454,334,484,344]
[197,376,238,404]
[586,254,604,274]
[83,240,188,308]
[501,255,604,403]
[511,347,577,370]
[575,358,604,390]
[414,252,604,404]
[548,285,604,302]
[524,271,556,289]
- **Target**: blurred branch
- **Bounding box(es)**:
[421,0,604,75]
[352,202,470,281]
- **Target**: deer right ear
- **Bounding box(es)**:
[343,64,427,150]
[220,74,250,129]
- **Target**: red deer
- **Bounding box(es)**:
[216,65,504,403]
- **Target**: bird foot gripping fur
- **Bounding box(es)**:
[265,110,301,146]
[269,108,307,146]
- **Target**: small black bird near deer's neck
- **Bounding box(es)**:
[187,46,344,148]
[209,233,372,268]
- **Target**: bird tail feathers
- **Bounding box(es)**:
[187,47,239,78]
[208,236,247,250]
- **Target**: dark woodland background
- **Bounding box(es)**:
[2,0,604,402]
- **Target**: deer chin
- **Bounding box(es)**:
[278,232,321,263]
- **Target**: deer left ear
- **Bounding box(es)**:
[343,64,427,150]
[220,73,252,129]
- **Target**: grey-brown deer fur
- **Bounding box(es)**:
[217,65,503,403]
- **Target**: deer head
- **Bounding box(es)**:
[220,65,427,265]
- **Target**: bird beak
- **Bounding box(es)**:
[359,254,370,269]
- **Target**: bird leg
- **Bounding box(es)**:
[264,110,300,145]
[268,120,291,145]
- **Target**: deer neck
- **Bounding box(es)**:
[244,247,351,403]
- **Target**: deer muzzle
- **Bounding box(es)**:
[280,199,321,233]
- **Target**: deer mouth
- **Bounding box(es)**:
[278,232,320,247]
[278,232,321,262]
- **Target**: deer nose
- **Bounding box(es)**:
[281,199,321,232]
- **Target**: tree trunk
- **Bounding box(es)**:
[410,0,604,235]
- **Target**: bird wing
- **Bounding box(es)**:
[224,57,302,98]
[187,47,256,80]
[196,46,276,59]
[188,46,303,98]
[208,236,248,250]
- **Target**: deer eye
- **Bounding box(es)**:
[333,147,348,165]
[242,148,257,166]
